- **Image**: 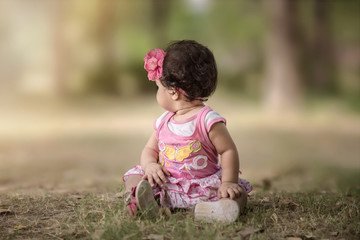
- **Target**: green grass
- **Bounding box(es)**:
[1,187,359,240]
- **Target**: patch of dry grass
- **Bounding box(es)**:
[1,188,359,239]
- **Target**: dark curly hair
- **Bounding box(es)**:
[160,40,217,101]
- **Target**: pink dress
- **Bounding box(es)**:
[123,106,252,209]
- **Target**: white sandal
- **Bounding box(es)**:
[194,199,239,223]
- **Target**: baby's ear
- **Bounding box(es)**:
[169,88,180,100]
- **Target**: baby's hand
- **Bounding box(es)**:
[218,182,243,200]
[142,162,170,187]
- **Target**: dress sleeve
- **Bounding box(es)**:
[153,111,170,131]
[204,110,226,132]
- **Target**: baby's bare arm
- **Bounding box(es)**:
[209,122,243,199]
[141,132,170,186]
[140,132,158,168]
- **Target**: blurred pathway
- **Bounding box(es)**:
[0,96,359,193]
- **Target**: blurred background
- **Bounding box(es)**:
[0,0,359,194]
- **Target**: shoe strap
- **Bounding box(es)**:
[125,186,138,217]
[124,186,137,204]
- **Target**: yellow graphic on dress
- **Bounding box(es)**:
[161,141,203,170]
[164,145,192,162]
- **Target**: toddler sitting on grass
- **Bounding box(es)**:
[123,40,252,223]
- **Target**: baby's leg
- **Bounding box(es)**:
[123,175,142,216]
[124,176,160,218]
[125,175,142,192]
[194,186,248,223]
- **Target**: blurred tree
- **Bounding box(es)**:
[308,0,336,94]
[87,0,120,95]
[150,0,171,46]
[263,0,303,112]
[52,0,69,96]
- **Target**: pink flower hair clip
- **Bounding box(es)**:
[144,49,166,81]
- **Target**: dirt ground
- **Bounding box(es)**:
[0,96,359,194]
